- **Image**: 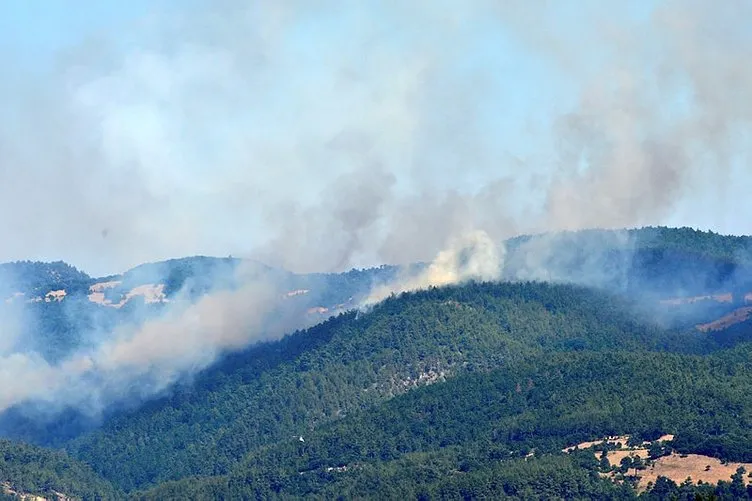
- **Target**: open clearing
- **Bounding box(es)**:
[638,454,752,489]
[565,435,752,489]
[696,306,752,332]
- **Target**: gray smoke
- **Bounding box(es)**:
[0,0,750,416]
[4,0,747,277]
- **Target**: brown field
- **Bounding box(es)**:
[637,454,752,489]
[89,280,122,293]
[605,449,650,467]
[87,282,167,308]
[658,290,752,332]
[562,435,631,453]
[564,434,673,454]
[660,293,733,305]
[124,284,166,304]
[696,306,752,332]
[564,435,752,490]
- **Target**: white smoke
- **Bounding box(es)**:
[0,0,751,418]
[0,274,283,414]
[363,230,503,306]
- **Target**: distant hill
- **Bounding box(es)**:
[2,227,752,498]
[0,261,91,299]
[2,226,750,315]
[503,226,752,298]
[66,280,712,492]
[0,226,750,390]
[0,439,119,500]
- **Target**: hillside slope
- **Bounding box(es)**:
[504,227,752,298]
[132,345,752,499]
[3,227,752,497]
[126,345,752,499]
[0,439,119,500]
[66,281,704,491]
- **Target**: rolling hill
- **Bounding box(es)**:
[0,440,119,500]
[2,227,752,499]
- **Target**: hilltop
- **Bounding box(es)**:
[1,227,752,498]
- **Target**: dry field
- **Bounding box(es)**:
[637,454,752,489]
[564,435,752,490]
[696,306,752,332]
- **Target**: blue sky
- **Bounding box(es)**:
[1,1,157,65]
[0,1,750,275]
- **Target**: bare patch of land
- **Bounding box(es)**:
[44,290,66,302]
[658,290,752,332]
[563,435,631,453]
[638,454,752,489]
[1,481,71,501]
[696,306,752,332]
[660,293,733,305]
[87,281,167,308]
[564,434,752,491]
[604,448,650,467]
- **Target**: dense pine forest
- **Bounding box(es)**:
[2,228,752,499]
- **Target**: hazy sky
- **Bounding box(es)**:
[1,1,750,276]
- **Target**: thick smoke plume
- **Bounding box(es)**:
[3,1,751,275]
[0,0,751,418]
[0,270,284,415]
[363,230,503,306]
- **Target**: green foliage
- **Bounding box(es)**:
[134,453,636,501]
[69,284,691,489]
[68,280,712,492]
[6,226,752,497]
[505,226,752,299]
[0,439,119,500]
[632,226,752,263]
[0,261,91,297]
[180,346,752,498]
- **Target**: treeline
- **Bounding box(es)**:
[0,439,120,500]
[632,226,752,263]
[64,280,737,493]
[0,261,91,297]
[124,346,752,498]
[503,226,752,299]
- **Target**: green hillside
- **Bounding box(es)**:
[2,227,752,498]
[0,439,119,500]
[131,345,752,499]
[66,281,709,492]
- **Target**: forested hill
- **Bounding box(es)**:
[3,228,752,498]
[507,226,752,264]
[136,347,752,499]
[65,280,740,494]
[503,226,752,298]
[0,261,91,298]
[2,226,751,304]
[1,226,750,368]
[0,440,119,500]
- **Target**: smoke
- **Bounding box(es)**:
[363,230,503,306]
[0,0,751,420]
[0,264,296,416]
[539,0,752,233]
[501,230,633,286]
[2,0,748,277]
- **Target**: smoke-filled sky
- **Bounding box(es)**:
[2,0,751,276]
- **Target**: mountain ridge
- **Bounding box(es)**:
[2,226,752,498]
